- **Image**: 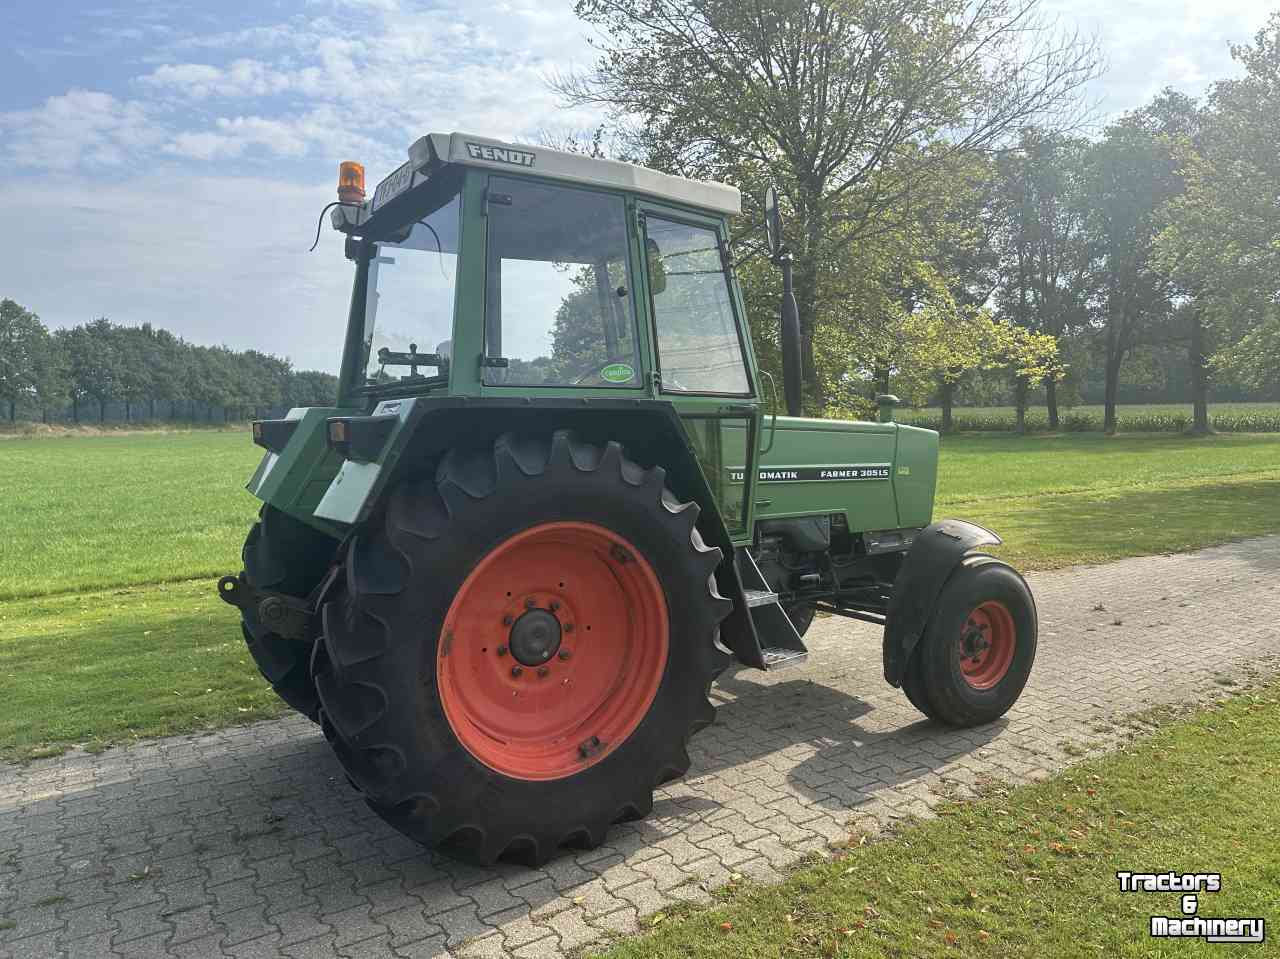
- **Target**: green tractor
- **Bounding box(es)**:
[219,133,1037,866]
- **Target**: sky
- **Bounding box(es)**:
[1,0,1275,373]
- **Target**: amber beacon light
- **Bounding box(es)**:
[337,161,366,204]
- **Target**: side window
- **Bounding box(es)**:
[484,177,640,387]
[645,216,751,395]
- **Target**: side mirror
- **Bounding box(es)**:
[646,238,667,295]
[764,185,784,257]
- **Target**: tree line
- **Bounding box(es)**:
[557,0,1280,432]
[0,303,337,425]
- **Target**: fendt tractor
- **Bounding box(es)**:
[218,132,1038,866]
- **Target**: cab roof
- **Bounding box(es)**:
[333,133,742,237]
[415,133,741,216]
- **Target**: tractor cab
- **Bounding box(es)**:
[223,131,1038,868]
[325,132,761,539]
[331,135,752,400]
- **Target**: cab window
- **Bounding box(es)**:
[644,216,751,395]
[483,177,640,388]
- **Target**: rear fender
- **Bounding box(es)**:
[882,519,1002,686]
[246,406,347,537]
[313,396,761,666]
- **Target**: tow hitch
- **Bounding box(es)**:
[217,566,338,641]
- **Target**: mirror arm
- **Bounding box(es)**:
[728,238,773,265]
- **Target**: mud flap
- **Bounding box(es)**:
[882,520,1002,686]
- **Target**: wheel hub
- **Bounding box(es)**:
[509,608,562,666]
[957,601,1015,690]
[436,521,670,782]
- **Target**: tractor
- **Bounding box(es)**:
[219,132,1037,866]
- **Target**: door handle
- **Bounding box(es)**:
[759,371,779,454]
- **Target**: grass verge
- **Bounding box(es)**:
[971,474,1280,570]
[0,579,287,761]
[595,683,1280,958]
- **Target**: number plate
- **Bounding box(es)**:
[371,162,415,211]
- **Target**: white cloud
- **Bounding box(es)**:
[0,90,161,170]
[140,59,299,99]
[1,172,356,372]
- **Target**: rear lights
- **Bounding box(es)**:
[252,418,300,454]
[325,414,397,463]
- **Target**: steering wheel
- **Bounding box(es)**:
[571,355,639,386]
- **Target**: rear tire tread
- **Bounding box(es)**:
[313,430,730,865]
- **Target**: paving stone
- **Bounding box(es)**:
[2,538,1278,957]
[376,905,441,950]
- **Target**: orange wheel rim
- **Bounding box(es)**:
[958,600,1015,690]
[437,521,669,781]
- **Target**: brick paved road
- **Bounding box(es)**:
[3,537,1278,958]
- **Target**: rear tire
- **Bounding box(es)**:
[239,505,338,719]
[312,431,731,865]
[901,555,1036,727]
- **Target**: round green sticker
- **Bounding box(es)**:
[600,362,635,383]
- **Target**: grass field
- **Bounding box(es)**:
[0,429,1278,759]
[899,401,1280,434]
[0,432,259,601]
[594,682,1280,958]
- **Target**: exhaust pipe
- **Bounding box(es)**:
[779,252,803,417]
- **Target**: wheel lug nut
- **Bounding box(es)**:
[538,667,549,678]
[564,623,575,633]
[511,666,522,677]
[502,614,513,626]
[497,645,508,656]
[558,650,571,661]
[524,597,536,609]
[550,600,561,612]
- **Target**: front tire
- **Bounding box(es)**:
[312,431,731,865]
[902,555,1036,727]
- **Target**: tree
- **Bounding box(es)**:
[1080,114,1182,434]
[285,370,338,408]
[112,325,156,423]
[992,129,1093,428]
[0,299,46,421]
[556,0,1099,411]
[63,318,119,423]
[142,325,189,420]
[30,326,69,424]
[1157,14,1280,404]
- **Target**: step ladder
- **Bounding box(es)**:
[735,549,809,671]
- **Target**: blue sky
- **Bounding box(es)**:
[1,0,1275,372]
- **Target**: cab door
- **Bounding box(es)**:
[637,205,761,544]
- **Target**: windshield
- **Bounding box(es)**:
[359,193,460,387]
[483,176,640,388]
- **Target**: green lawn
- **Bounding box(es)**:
[936,432,1280,505]
[934,433,1280,569]
[595,684,1280,958]
[0,580,286,761]
[0,430,1277,758]
[0,431,261,601]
